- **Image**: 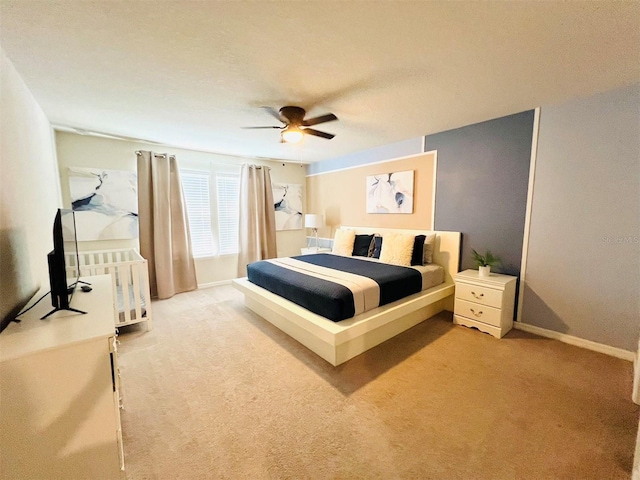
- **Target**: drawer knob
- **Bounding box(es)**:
[470,308,483,317]
[471,291,484,299]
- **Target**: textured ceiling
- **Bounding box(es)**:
[1,1,638,163]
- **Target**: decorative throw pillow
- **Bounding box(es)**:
[332,229,356,256]
[379,233,415,266]
[366,235,377,257]
[423,233,437,264]
[352,234,375,257]
[372,236,383,259]
[411,235,426,266]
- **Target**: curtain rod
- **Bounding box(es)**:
[135,150,174,159]
[134,151,275,169]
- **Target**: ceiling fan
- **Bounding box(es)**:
[244,106,338,143]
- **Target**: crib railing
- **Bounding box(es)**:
[65,249,153,330]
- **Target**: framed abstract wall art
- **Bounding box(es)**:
[68,167,138,240]
[366,170,414,214]
[272,183,303,230]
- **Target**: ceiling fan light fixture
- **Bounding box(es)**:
[282,126,303,143]
[245,105,336,143]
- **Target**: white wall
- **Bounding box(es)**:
[0,49,62,326]
[522,85,640,352]
[55,132,307,286]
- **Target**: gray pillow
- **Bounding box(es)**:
[423,234,437,264]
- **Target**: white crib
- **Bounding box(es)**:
[65,249,153,330]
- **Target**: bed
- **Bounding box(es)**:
[232,227,461,366]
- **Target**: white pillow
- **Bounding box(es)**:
[379,233,415,266]
[423,233,437,264]
[332,229,356,256]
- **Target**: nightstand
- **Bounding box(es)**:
[453,269,517,338]
[300,247,331,255]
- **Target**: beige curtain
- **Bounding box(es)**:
[137,150,197,299]
[237,164,277,277]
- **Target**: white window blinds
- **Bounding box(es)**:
[181,171,215,258]
[216,174,240,255]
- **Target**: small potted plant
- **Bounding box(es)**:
[471,249,499,277]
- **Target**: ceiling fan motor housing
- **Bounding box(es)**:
[279,106,306,125]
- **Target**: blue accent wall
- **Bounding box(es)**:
[307,137,423,176]
[427,111,535,276]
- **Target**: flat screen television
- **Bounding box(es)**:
[42,208,86,319]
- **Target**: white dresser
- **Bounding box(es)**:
[453,269,517,338]
[0,275,124,479]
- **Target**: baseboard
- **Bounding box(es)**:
[197,280,232,289]
[513,322,635,362]
[633,338,639,405]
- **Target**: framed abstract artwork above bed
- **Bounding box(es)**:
[366,170,414,214]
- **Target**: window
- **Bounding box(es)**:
[216,174,240,255]
[181,171,215,258]
[181,170,240,257]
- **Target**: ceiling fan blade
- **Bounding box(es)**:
[302,113,338,127]
[242,126,282,129]
[302,128,335,140]
[260,106,284,123]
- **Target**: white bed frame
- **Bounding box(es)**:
[232,228,461,366]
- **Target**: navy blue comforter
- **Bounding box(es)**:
[246,254,422,321]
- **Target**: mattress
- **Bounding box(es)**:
[246,253,444,322]
[115,284,147,321]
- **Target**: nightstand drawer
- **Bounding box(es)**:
[454,299,502,327]
[455,282,503,308]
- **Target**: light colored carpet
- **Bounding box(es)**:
[118,285,638,479]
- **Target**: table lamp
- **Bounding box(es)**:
[304,214,324,251]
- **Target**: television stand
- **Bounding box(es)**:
[41,280,92,319]
[41,305,86,320]
[1,275,125,477]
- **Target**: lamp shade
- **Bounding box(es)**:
[304,214,323,229]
